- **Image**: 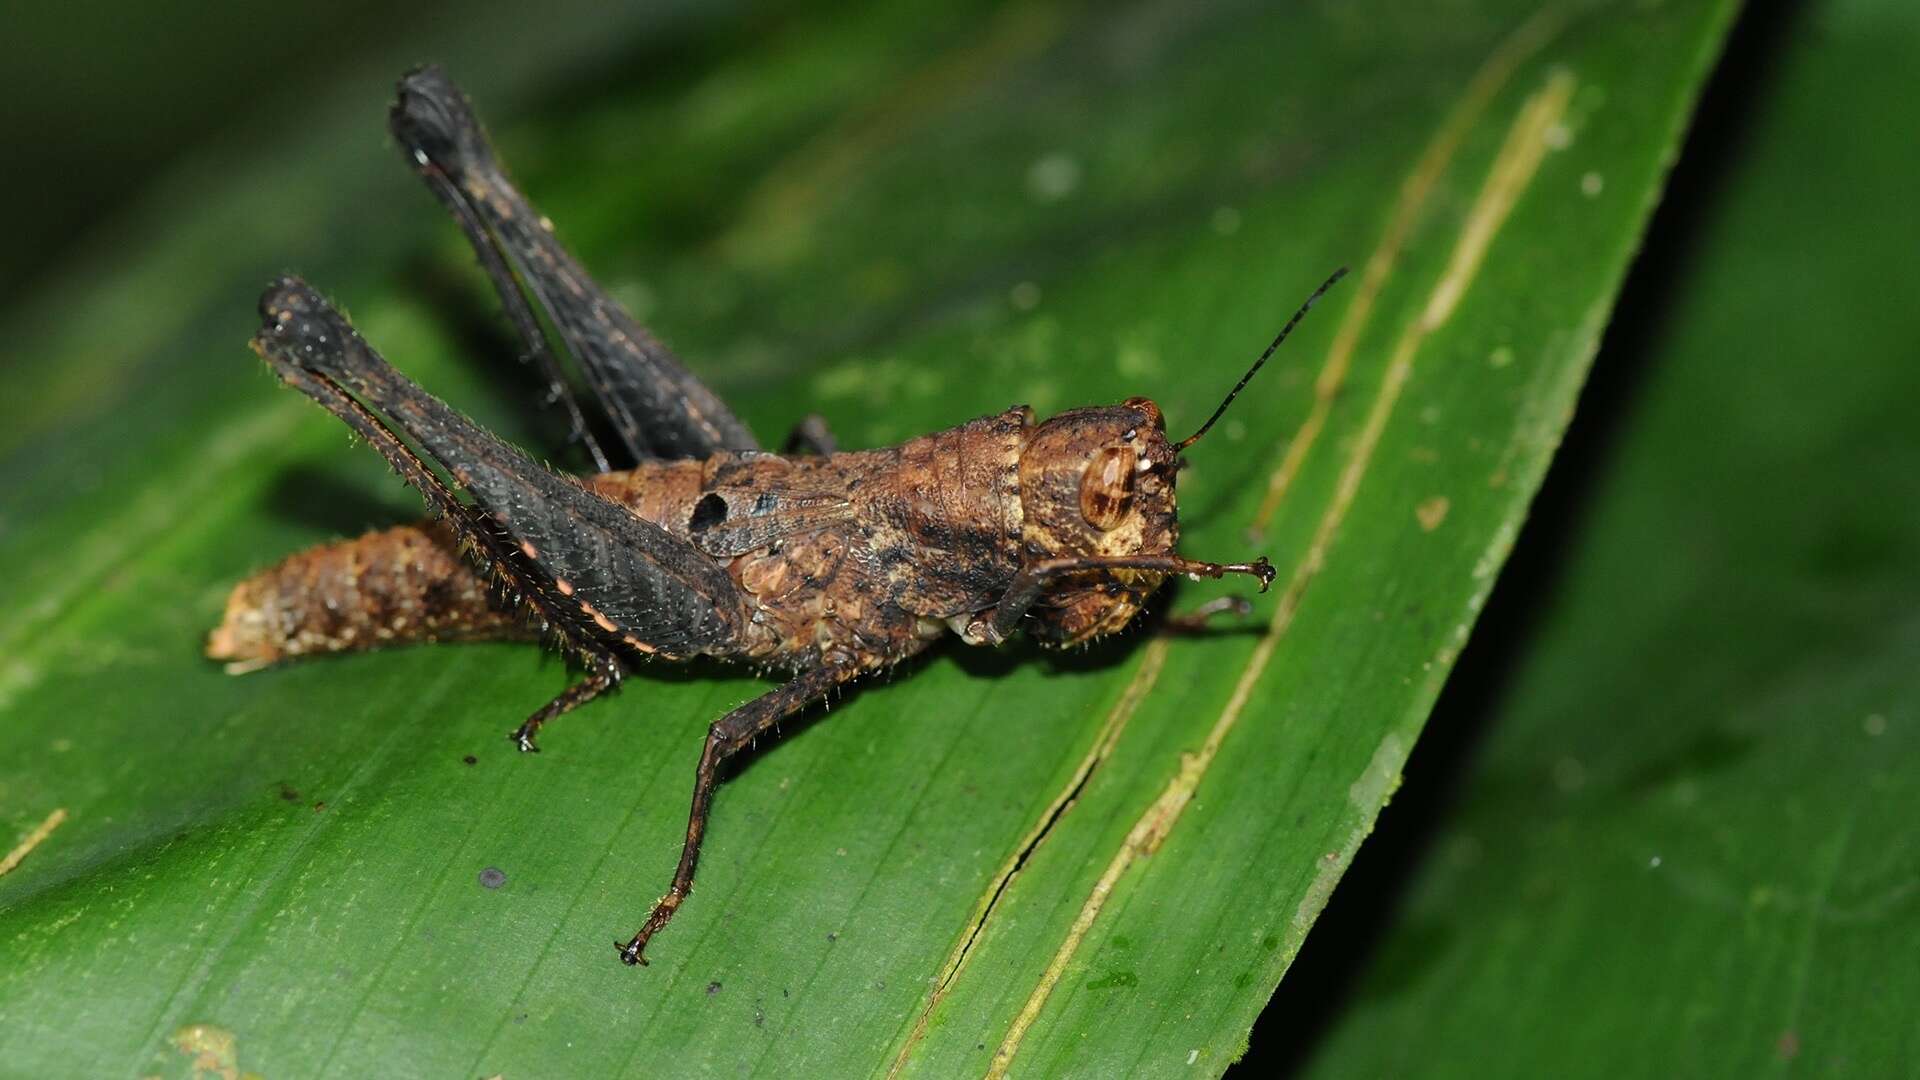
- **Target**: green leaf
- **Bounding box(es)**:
[1286,0,1920,1074]
[0,1,1736,1075]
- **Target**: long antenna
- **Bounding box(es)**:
[1173,266,1349,453]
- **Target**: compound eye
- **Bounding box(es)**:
[1079,446,1134,531]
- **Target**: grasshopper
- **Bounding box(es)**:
[209,66,1343,966]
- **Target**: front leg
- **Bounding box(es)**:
[987,553,1274,642]
[619,664,856,966]
[1163,594,1255,633]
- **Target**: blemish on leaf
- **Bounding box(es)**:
[1416,496,1450,531]
[169,1023,261,1080]
[1775,1030,1801,1061]
[1085,970,1138,990]
[478,867,507,889]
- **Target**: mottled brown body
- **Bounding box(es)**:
[215,65,1326,968]
[210,403,1182,677]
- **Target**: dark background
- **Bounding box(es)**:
[4,1,417,297]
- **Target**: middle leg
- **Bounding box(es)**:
[511,656,622,752]
[618,663,856,965]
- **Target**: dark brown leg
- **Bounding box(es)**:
[510,658,621,752]
[391,66,759,463]
[618,664,854,966]
[402,119,611,473]
[989,553,1274,641]
[251,299,607,661]
[1163,594,1254,633]
[254,278,749,661]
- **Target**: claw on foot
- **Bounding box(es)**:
[961,615,1004,647]
[1249,555,1276,592]
[510,727,541,753]
[617,894,682,968]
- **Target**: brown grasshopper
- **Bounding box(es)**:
[208,66,1343,966]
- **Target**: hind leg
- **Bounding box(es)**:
[391,66,759,464]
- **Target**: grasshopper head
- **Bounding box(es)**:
[1006,268,1348,645]
[1017,397,1182,643]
